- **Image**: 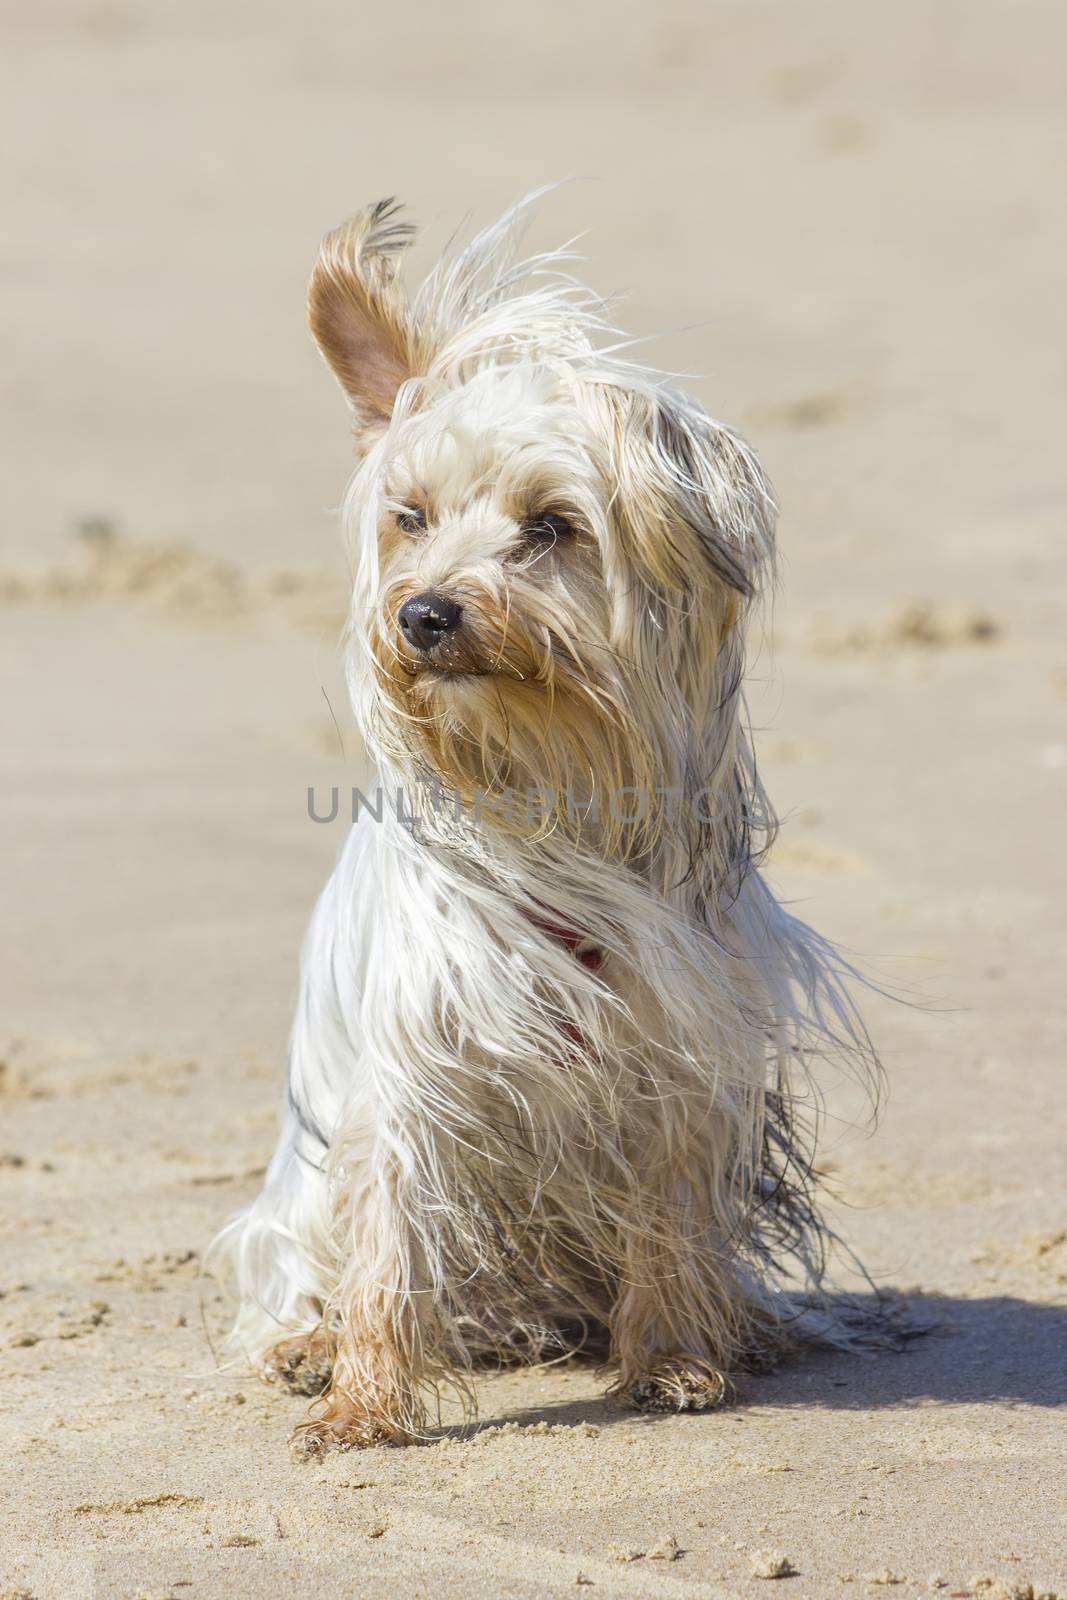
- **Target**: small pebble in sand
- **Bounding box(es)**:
[575,1575,594,1587]
[862,1574,904,1587]
[366,1520,387,1539]
[647,1534,681,1561]
[219,1534,259,1548]
[750,1550,797,1579]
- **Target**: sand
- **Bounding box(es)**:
[2,1,1066,1595]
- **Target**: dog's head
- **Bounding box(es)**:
[311,198,775,850]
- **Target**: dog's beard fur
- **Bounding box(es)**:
[212,196,881,1450]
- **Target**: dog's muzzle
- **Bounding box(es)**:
[398,591,463,655]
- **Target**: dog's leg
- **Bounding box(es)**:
[609,1261,731,1414]
[290,1163,440,1455]
[608,1151,736,1414]
[290,1322,424,1455]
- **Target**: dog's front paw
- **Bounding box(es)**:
[289,1394,416,1458]
[614,1356,728,1414]
[265,1329,334,1397]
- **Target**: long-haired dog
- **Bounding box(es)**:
[215,196,879,1455]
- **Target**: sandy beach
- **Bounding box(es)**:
[2,2,1066,1595]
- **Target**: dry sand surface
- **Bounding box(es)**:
[3,2,1066,1596]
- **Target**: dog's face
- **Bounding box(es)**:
[309,201,774,842]
[360,365,629,804]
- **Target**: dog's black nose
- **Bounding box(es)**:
[398,592,463,653]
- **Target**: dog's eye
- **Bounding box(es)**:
[523,511,575,545]
[396,507,426,535]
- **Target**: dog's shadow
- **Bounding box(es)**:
[449,1292,1067,1440]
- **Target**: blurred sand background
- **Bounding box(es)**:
[2,1,1066,1595]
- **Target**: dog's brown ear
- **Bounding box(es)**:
[600,384,774,603]
[308,200,419,448]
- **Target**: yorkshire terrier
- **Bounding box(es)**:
[216,196,877,1454]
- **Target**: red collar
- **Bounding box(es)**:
[528,912,605,973]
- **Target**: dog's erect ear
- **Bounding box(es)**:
[307,200,420,448]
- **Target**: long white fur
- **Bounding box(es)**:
[212,195,880,1448]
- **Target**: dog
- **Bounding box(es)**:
[215,196,879,1454]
